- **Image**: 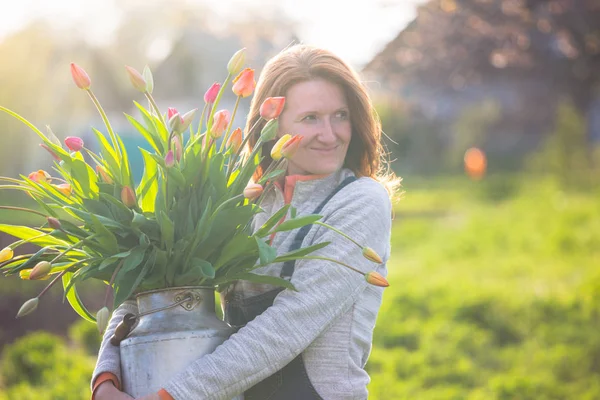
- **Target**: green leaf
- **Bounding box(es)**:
[255,236,277,265]
[88,213,119,253]
[233,272,297,291]
[254,204,290,237]
[273,241,331,263]
[63,272,96,322]
[70,158,98,198]
[122,246,148,273]
[258,169,286,185]
[92,128,120,174]
[0,225,67,247]
[271,214,322,234]
[158,211,174,251]
[125,114,163,154]
[138,149,160,212]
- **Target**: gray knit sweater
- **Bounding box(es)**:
[92,168,392,399]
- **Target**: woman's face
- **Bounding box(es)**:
[278,78,352,176]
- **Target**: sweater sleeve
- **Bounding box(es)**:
[90,299,139,392]
[163,179,392,400]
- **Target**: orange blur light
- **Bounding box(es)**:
[464,147,487,180]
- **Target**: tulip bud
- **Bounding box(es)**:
[39,143,61,161]
[0,247,13,263]
[232,68,256,98]
[121,186,137,208]
[260,97,286,120]
[19,269,31,280]
[169,112,183,134]
[211,110,230,138]
[172,135,183,162]
[227,48,246,75]
[29,261,52,280]
[362,247,383,264]
[96,307,110,334]
[281,135,303,159]
[142,65,154,94]
[227,128,243,153]
[16,297,39,318]
[64,136,84,152]
[96,165,114,184]
[243,183,263,200]
[271,134,292,161]
[204,82,221,104]
[180,109,197,133]
[365,271,389,287]
[28,170,51,183]
[165,150,175,168]
[70,63,91,89]
[125,66,147,92]
[47,217,62,230]
[54,183,72,197]
[168,107,183,123]
[260,119,278,142]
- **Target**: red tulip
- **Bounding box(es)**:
[232,68,255,98]
[204,82,221,104]
[65,136,84,152]
[70,63,91,89]
[260,97,286,120]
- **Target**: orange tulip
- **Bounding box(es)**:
[211,110,230,138]
[28,170,51,183]
[121,186,137,208]
[464,147,487,180]
[260,97,286,120]
[281,135,303,159]
[96,165,114,184]
[227,128,243,153]
[54,183,72,196]
[70,63,91,89]
[362,247,383,264]
[232,68,255,98]
[365,271,389,287]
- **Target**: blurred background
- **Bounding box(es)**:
[1,0,599,399]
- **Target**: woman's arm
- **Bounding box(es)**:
[161,179,392,400]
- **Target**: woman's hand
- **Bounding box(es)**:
[95,381,135,400]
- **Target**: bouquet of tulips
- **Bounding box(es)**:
[0,48,388,333]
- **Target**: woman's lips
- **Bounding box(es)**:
[311,145,338,154]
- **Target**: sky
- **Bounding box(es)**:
[0,0,423,68]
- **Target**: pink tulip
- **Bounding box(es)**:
[204,82,221,104]
[65,136,84,152]
[260,97,286,120]
[125,66,147,92]
[168,108,184,123]
[172,135,183,162]
[165,150,175,168]
[70,63,91,89]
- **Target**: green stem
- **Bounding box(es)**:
[86,89,121,160]
[37,258,91,299]
[144,92,167,129]
[314,221,363,250]
[0,206,47,218]
[196,103,209,138]
[219,96,241,153]
[299,256,364,276]
[50,235,96,264]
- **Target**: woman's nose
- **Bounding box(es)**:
[318,119,336,142]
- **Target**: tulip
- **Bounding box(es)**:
[125,66,147,92]
[232,68,255,98]
[121,186,137,208]
[65,136,84,152]
[20,268,51,280]
[16,297,39,318]
[180,109,197,132]
[362,247,383,264]
[96,307,110,334]
[47,217,62,230]
[28,170,51,183]
[96,165,114,184]
[0,247,13,263]
[204,82,221,104]
[243,183,263,200]
[260,97,286,120]
[40,143,60,161]
[280,135,303,159]
[365,271,389,287]
[211,110,230,138]
[227,128,243,153]
[271,134,292,161]
[227,48,246,75]
[70,63,91,89]
[172,135,183,162]
[29,261,52,280]
[54,183,72,197]
[169,112,183,134]
[165,150,175,168]
[168,108,183,123]
[260,119,278,142]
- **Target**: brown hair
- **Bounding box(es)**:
[246,45,401,197]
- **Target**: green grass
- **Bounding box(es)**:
[367,175,600,399]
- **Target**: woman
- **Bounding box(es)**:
[92,44,400,400]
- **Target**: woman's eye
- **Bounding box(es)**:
[335,110,349,119]
[301,115,317,122]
